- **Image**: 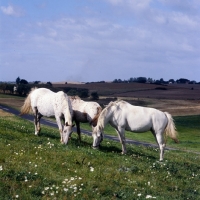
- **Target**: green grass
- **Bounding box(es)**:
[0,116,200,199]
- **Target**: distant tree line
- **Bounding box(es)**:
[0,77,99,100]
[112,77,198,84]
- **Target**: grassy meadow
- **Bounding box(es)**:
[0,113,200,199]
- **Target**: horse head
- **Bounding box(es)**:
[92,125,103,149]
[62,122,75,145]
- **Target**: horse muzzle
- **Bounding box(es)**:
[92,145,99,149]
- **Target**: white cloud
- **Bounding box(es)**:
[0,5,23,17]
[171,13,198,28]
[105,0,151,12]
[159,0,197,13]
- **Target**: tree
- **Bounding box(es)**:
[128,77,134,82]
[147,78,153,83]
[137,77,147,83]
[176,78,190,84]
[34,81,40,84]
[17,84,31,96]
[0,83,7,93]
[113,79,123,83]
[113,79,118,83]
[20,79,28,84]
[16,77,20,85]
[90,91,99,100]
[77,89,89,98]
[168,79,175,83]
[160,78,164,83]
[47,82,52,86]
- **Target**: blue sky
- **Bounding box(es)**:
[0,0,200,82]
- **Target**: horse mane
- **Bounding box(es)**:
[97,101,116,129]
[90,106,102,127]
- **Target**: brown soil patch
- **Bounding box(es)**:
[54,82,200,100]
[0,97,24,110]
[0,109,14,117]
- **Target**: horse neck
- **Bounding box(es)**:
[98,107,113,129]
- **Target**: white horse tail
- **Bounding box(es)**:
[20,88,36,115]
[90,106,102,127]
[164,112,179,143]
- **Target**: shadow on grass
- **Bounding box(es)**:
[98,143,158,160]
[40,131,60,140]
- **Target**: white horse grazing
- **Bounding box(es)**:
[92,100,178,161]
[20,88,74,144]
[69,96,102,142]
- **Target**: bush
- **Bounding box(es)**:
[17,84,31,96]
[90,91,99,100]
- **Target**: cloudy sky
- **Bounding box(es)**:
[0,0,200,83]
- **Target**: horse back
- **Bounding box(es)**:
[114,102,167,132]
[72,100,101,124]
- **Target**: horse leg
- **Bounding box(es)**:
[55,116,63,143]
[115,127,127,154]
[75,121,81,142]
[34,107,40,135]
[151,129,165,161]
[36,113,42,135]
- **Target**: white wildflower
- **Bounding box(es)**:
[50,192,54,196]
[90,167,94,172]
